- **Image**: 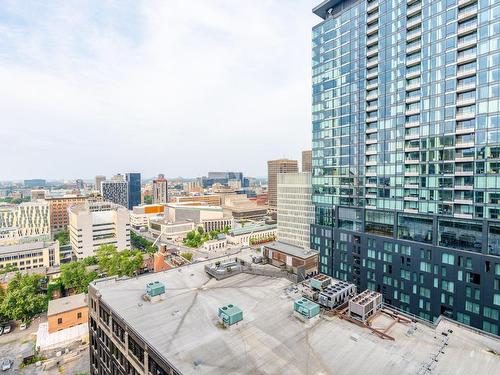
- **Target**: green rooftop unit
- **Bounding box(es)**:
[146,281,165,298]
[218,304,243,326]
[294,298,320,319]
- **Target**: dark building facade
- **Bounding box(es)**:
[126,173,141,210]
[311,0,500,335]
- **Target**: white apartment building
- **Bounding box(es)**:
[0,201,51,245]
[69,202,131,259]
[277,172,314,249]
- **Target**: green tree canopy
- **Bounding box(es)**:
[54,230,70,246]
[96,245,143,277]
[0,273,47,322]
[60,261,98,294]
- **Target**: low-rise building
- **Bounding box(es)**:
[130,204,166,229]
[167,204,233,232]
[226,224,276,246]
[36,293,89,352]
[173,195,222,206]
[263,241,318,278]
[0,241,60,271]
[69,202,131,259]
[202,236,227,254]
[222,195,268,220]
[149,219,195,242]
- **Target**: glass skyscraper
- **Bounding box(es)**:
[311,0,500,334]
[126,173,141,210]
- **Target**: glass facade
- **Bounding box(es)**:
[311,0,500,334]
[126,173,141,210]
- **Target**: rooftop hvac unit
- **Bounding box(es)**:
[218,304,243,327]
[146,281,166,300]
[294,298,320,321]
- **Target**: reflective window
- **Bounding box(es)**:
[438,220,482,252]
[397,215,433,243]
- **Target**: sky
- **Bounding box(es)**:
[0,0,319,181]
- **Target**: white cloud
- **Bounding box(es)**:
[0,0,316,180]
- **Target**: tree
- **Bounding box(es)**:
[54,230,70,246]
[0,273,47,322]
[143,195,153,204]
[131,232,157,253]
[96,245,143,277]
[180,252,193,262]
[60,261,98,294]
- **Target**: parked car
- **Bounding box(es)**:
[0,327,3,336]
[19,322,27,331]
[2,325,11,334]
[1,359,11,371]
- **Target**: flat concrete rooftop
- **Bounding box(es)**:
[93,262,500,375]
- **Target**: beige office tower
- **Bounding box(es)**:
[302,150,312,172]
[267,159,298,211]
[153,175,168,204]
[95,175,106,191]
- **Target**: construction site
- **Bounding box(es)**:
[89,252,500,375]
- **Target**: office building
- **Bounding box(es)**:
[126,173,141,210]
[148,219,195,242]
[101,176,128,208]
[302,150,313,172]
[76,179,84,190]
[267,159,298,211]
[311,0,500,334]
[167,204,233,232]
[0,241,60,271]
[44,194,88,233]
[130,204,165,229]
[94,175,106,192]
[31,189,46,200]
[174,195,222,206]
[24,179,46,188]
[222,194,268,220]
[153,175,168,204]
[69,202,130,259]
[202,171,244,188]
[0,201,51,244]
[277,172,315,249]
[88,259,500,375]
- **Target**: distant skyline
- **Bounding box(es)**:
[0,1,315,180]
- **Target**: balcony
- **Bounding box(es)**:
[366,104,378,112]
[406,95,420,104]
[456,97,476,107]
[406,54,421,67]
[405,133,420,141]
[367,47,379,58]
[458,22,477,37]
[366,171,377,177]
[404,183,419,189]
[366,138,378,145]
[406,17,422,30]
[454,213,473,219]
[457,53,476,65]
[456,111,475,121]
[367,23,379,35]
[367,58,379,68]
[405,146,419,152]
[366,116,378,123]
[458,7,478,22]
[454,184,474,190]
[367,1,379,13]
[405,121,419,128]
[366,127,378,134]
[367,36,379,47]
[366,149,377,155]
[406,29,422,42]
[457,38,477,51]
[365,160,377,166]
[406,82,421,91]
[406,43,422,54]
[366,92,378,101]
[457,82,476,93]
[404,208,419,213]
[457,67,476,79]
[455,126,475,135]
[367,13,379,24]
[454,198,473,205]
[405,108,420,116]
[456,141,475,149]
[458,0,477,7]
[407,3,422,17]
[455,156,474,163]
[367,82,378,91]
[367,71,378,80]
[404,159,420,165]
[405,70,421,80]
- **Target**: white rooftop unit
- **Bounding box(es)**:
[318,279,356,309]
[348,289,382,323]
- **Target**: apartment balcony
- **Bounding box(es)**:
[367,23,379,35]
[366,183,377,188]
[457,53,477,65]
[456,111,475,121]
[457,38,477,51]
[405,121,420,128]
[366,138,378,145]
[458,7,478,22]
[367,205,377,210]
[365,160,377,166]
[366,92,378,101]
[366,171,377,177]
[367,82,378,90]
[456,97,476,107]
[406,43,422,54]
[403,196,419,201]
[365,193,377,199]
[455,126,475,135]
[457,67,476,78]
[407,0,420,5]
[404,171,419,177]
[455,156,474,163]
[405,108,420,116]
[367,36,379,47]
[404,208,419,213]
[367,47,379,58]
[366,149,377,155]
[405,70,421,80]
[367,72,378,80]
[454,184,474,190]
[458,0,477,7]
[407,3,422,17]
[366,116,378,123]
[366,104,378,111]
[457,83,476,93]
[405,146,419,152]
[454,199,473,205]
[367,58,379,68]
[406,95,421,104]
[404,184,419,189]
[367,1,379,13]
[406,82,421,91]
[456,141,475,149]
[455,170,474,176]
[367,13,379,24]
[406,17,422,30]
[404,159,420,165]
[366,127,378,134]
[405,134,420,141]
[458,22,477,37]
[454,213,473,219]
[406,29,422,42]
